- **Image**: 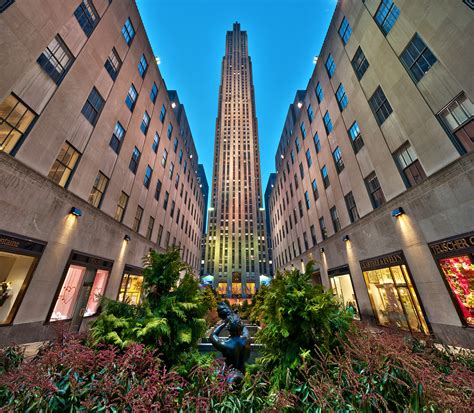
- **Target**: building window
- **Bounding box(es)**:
[312,179,319,200]
[401,34,437,82]
[109,121,125,154]
[313,132,321,153]
[143,165,153,188]
[345,191,359,223]
[365,172,385,208]
[155,179,162,201]
[81,87,104,126]
[348,121,364,153]
[163,191,169,210]
[37,36,73,85]
[295,137,301,153]
[157,225,163,246]
[375,0,400,35]
[88,171,108,208]
[300,122,307,139]
[394,143,426,187]
[118,273,143,305]
[114,191,128,222]
[138,54,148,78]
[298,200,303,217]
[167,123,173,139]
[125,84,137,111]
[173,137,179,152]
[299,162,304,179]
[140,111,150,134]
[321,165,330,188]
[307,104,314,122]
[133,206,143,232]
[152,132,160,153]
[325,54,336,78]
[323,111,333,134]
[1,95,37,154]
[146,217,154,240]
[315,82,324,103]
[74,0,98,37]
[0,0,15,13]
[104,48,121,81]
[162,149,168,167]
[333,146,345,173]
[48,141,80,187]
[122,18,135,45]
[338,16,352,45]
[169,161,174,179]
[304,191,310,210]
[129,146,140,174]
[319,217,328,240]
[310,224,317,245]
[170,200,175,218]
[160,104,166,122]
[330,206,341,232]
[351,47,369,80]
[150,82,158,103]
[305,149,312,167]
[336,83,348,111]
[369,87,392,125]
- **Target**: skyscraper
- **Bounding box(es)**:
[205,23,268,302]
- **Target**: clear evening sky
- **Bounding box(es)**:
[136,0,336,209]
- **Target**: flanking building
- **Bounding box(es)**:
[0,0,205,345]
[268,0,473,348]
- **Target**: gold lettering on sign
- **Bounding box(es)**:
[360,253,404,270]
[0,237,20,248]
[429,235,474,256]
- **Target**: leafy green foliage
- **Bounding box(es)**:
[90,248,212,366]
[254,261,353,386]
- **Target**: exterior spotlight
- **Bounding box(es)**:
[391,207,405,217]
[70,207,82,217]
[280,154,284,159]
[297,102,303,109]
[320,247,325,254]
[171,102,176,108]
[190,154,193,159]
[343,235,350,242]
[124,234,131,242]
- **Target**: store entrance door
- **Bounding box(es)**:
[69,268,96,332]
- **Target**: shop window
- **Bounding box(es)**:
[37,35,74,85]
[232,282,242,295]
[394,143,426,187]
[0,251,36,324]
[362,261,429,334]
[84,269,108,317]
[437,255,473,326]
[118,273,144,305]
[329,272,360,319]
[50,265,86,321]
[217,282,227,295]
[48,141,80,187]
[0,94,37,154]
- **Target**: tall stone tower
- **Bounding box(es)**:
[205,23,268,302]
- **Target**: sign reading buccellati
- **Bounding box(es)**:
[429,232,474,257]
[360,251,405,271]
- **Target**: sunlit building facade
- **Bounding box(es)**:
[0,0,205,345]
[205,23,268,302]
[269,0,473,348]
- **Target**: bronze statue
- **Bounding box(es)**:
[210,302,251,382]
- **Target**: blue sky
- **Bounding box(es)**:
[136,0,336,205]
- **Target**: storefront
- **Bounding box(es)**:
[360,251,429,335]
[429,231,474,327]
[48,251,113,332]
[328,265,360,320]
[0,231,46,325]
[118,265,144,305]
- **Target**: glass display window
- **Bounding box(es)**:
[438,255,473,326]
[329,272,360,320]
[0,251,37,324]
[245,282,256,295]
[118,273,144,305]
[84,269,109,317]
[363,264,429,334]
[231,282,242,295]
[217,282,227,295]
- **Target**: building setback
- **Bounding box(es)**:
[269,0,473,348]
[0,0,205,345]
[205,23,268,302]
[264,173,276,277]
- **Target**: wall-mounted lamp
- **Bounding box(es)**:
[280,154,284,159]
[391,207,405,217]
[343,235,350,242]
[124,234,131,242]
[297,102,303,109]
[70,207,82,217]
[171,102,177,109]
[320,247,325,254]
